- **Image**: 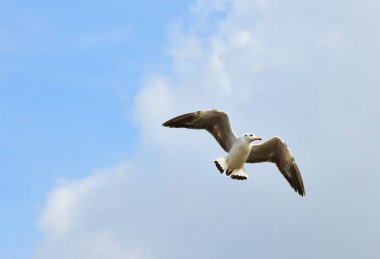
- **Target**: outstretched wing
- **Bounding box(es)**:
[247,137,305,196]
[162,110,237,152]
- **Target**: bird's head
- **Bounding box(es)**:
[242,133,262,143]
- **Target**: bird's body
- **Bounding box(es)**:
[221,136,252,177]
[163,109,305,196]
[227,137,251,171]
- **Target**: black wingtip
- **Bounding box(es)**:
[214,161,224,174]
[297,188,305,197]
[231,175,248,180]
[162,120,178,128]
[162,118,177,127]
[161,112,198,128]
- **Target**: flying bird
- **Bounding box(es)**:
[162,109,305,196]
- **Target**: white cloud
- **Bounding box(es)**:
[36,162,152,259]
[190,0,229,24]
[38,163,128,240]
[36,0,380,258]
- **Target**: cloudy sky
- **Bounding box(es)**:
[1,0,380,258]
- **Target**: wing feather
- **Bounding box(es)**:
[247,137,305,196]
[162,110,237,152]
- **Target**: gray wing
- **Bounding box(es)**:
[162,110,237,152]
[247,137,305,196]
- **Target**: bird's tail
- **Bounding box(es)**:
[230,167,249,180]
[214,157,228,174]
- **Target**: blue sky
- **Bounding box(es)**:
[1,0,380,258]
[0,1,193,257]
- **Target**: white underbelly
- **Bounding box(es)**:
[227,143,251,170]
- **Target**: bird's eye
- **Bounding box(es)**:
[250,134,253,137]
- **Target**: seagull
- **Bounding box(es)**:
[162,109,305,196]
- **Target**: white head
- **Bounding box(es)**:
[242,132,262,143]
